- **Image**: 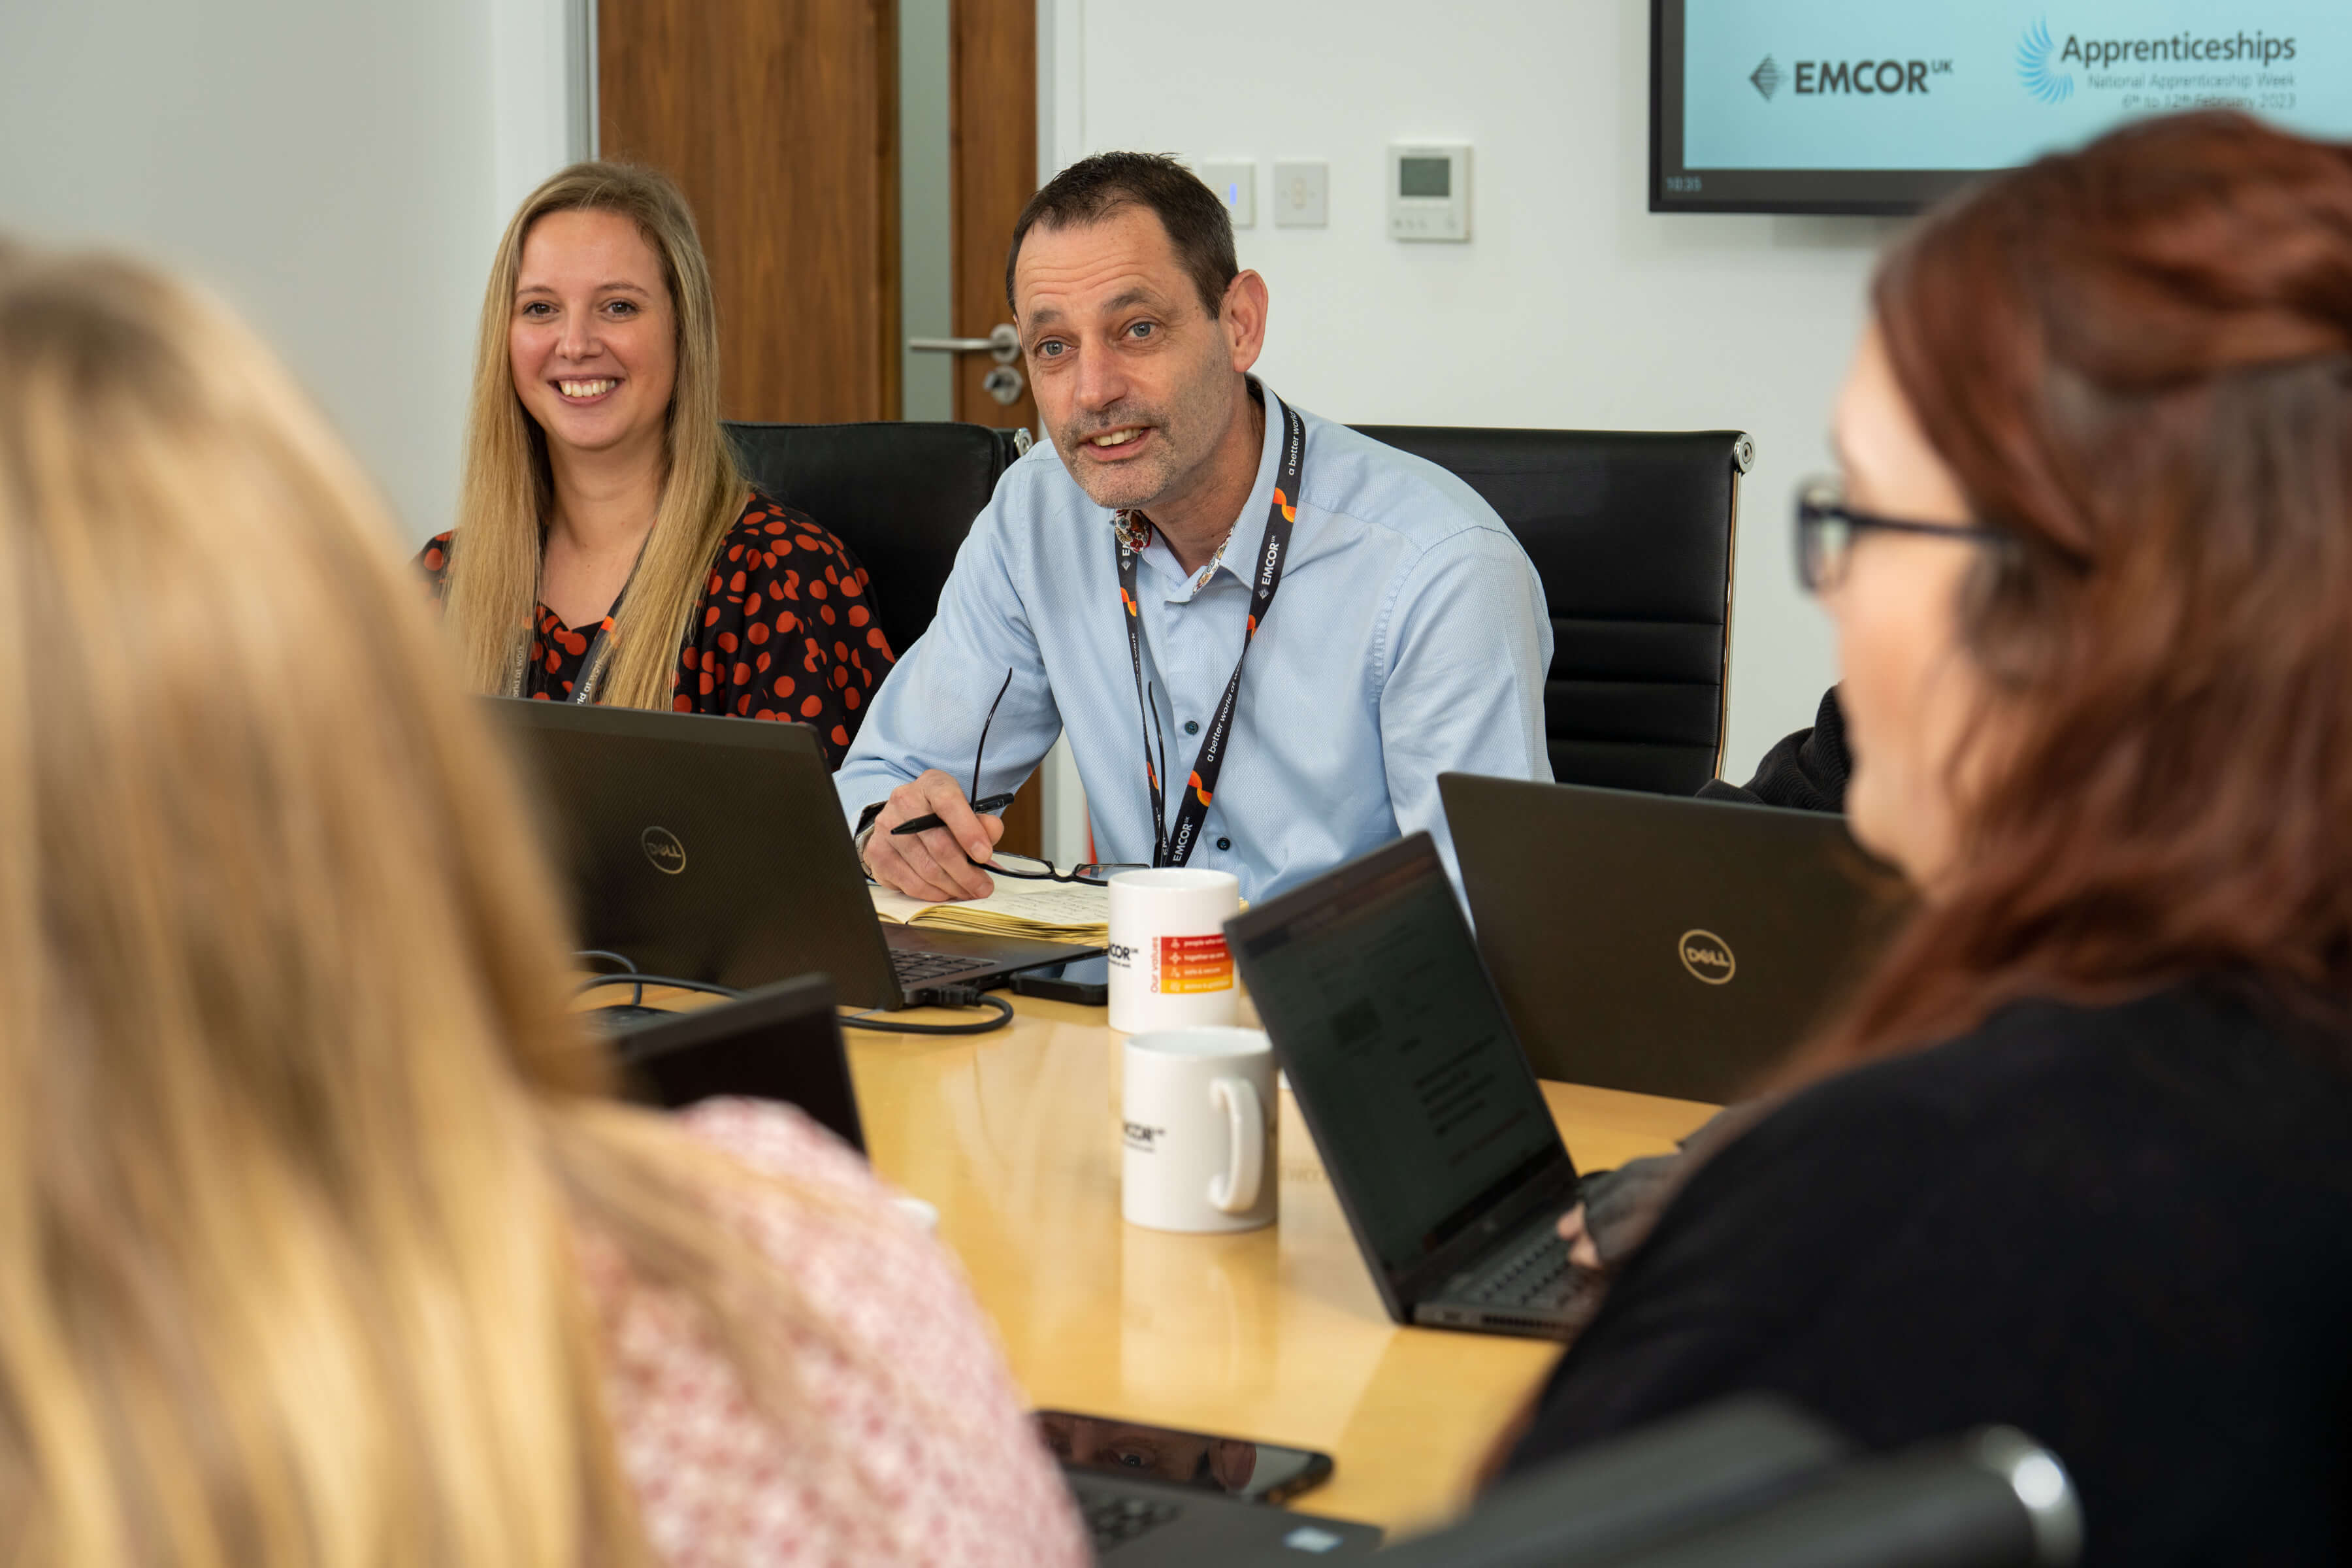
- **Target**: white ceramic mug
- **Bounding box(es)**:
[1121,1026,1277,1233]
[1107,868,1241,1033]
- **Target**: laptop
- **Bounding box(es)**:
[602,973,864,1151]
[1063,1472,1380,1561]
[1441,774,1908,1104]
[488,700,1097,1010]
[1228,832,1588,1339]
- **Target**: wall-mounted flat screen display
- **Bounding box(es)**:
[1652,0,2352,214]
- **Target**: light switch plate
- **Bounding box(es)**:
[1197,160,1256,228]
[1271,161,1328,227]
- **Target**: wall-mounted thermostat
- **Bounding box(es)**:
[1387,143,1470,242]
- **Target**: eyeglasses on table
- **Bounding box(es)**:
[943,667,1150,887]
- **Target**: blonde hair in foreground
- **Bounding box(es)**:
[448,161,747,708]
[0,248,839,1565]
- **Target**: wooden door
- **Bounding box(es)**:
[597,0,1051,858]
[949,0,1039,435]
[948,0,1045,855]
[598,0,899,423]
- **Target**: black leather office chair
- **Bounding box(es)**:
[722,420,1029,659]
[1258,1397,2081,1568]
[1352,427,1753,795]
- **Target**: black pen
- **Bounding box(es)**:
[890,792,1017,836]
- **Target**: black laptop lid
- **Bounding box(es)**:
[487,700,898,1005]
[608,974,866,1153]
[1228,833,1575,1313]
[1439,773,1906,1103]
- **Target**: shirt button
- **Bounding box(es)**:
[1184,719,1200,735]
[1217,836,1232,851]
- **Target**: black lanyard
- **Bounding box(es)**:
[504,530,648,704]
[1115,397,1305,867]
[502,612,619,704]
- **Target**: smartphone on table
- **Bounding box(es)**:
[1011,954,1110,1005]
[1034,1409,1335,1504]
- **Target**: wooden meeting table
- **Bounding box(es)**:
[839,988,1720,1537]
[619,985,1717,1536]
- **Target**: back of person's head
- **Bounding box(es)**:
[449,159,745,710]
[1006,151,1238,319]
[1821,111,2352,1067]
[0,244,825,1565]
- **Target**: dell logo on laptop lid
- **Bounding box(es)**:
[640,826,688,875]
[1678,929,1735,984]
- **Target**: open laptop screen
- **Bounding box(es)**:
[1233,835,1565,1272]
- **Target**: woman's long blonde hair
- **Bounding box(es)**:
[0,248,831,1563]
[447,161,746,708]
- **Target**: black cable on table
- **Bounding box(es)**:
[838,987,1015,1035]
[576,973,743,1005]
[576,950,645,1004]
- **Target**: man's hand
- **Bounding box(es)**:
[862,769,1007,902]
[1555,1203,1602,1271]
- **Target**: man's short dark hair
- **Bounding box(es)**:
[1005,152,1238,321]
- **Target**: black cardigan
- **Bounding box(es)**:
[1699,684,1850,813]
[1509,987,2352,1564]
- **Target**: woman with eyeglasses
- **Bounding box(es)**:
[1503,113,2352,1563]
[423,162,890,765]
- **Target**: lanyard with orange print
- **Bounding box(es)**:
[1113,397,1305,868]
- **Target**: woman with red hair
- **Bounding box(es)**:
[1510,112,2352,1561]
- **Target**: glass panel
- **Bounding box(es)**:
[897,0,953,421]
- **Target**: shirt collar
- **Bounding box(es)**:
[1135,379,1285,598]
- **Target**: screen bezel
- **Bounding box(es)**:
[1226,833,1579,1322]
[1648,0,1985,216]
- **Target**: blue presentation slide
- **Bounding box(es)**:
[1684,2,2352,171]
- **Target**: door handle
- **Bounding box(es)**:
[907,322,1021,364]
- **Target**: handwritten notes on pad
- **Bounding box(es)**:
[868,880,1109,945]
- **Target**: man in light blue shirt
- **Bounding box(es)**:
[840,152,1551,906]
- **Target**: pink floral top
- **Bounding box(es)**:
[587,1099,1087,1567]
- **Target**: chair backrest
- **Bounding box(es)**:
[1285,1397,2079,1568]
[1352,426,1751,796]
[722,420,1028,658]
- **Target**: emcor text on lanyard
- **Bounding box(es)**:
[1113,396,1305,868]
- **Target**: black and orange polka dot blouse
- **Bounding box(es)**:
[418,493,894,767]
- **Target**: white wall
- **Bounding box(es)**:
[1053,0,1898,773]
[0,0,579,549]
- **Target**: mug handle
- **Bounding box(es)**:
[1209,1076,1264,1214]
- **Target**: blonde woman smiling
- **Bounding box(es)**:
[0,246,1082,1565]
[426,162,889,763]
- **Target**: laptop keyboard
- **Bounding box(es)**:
[890,949,981,987]
[1071,1485,1184,1554]
[1454,1220,1579,1312]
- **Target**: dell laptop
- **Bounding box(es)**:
[1228,832,1588,1339]
[604,973,865,1152]
[1441,774,1908,1104]
[489,700,1096,1010]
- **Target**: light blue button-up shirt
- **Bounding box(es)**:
[835,385,1553,904]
